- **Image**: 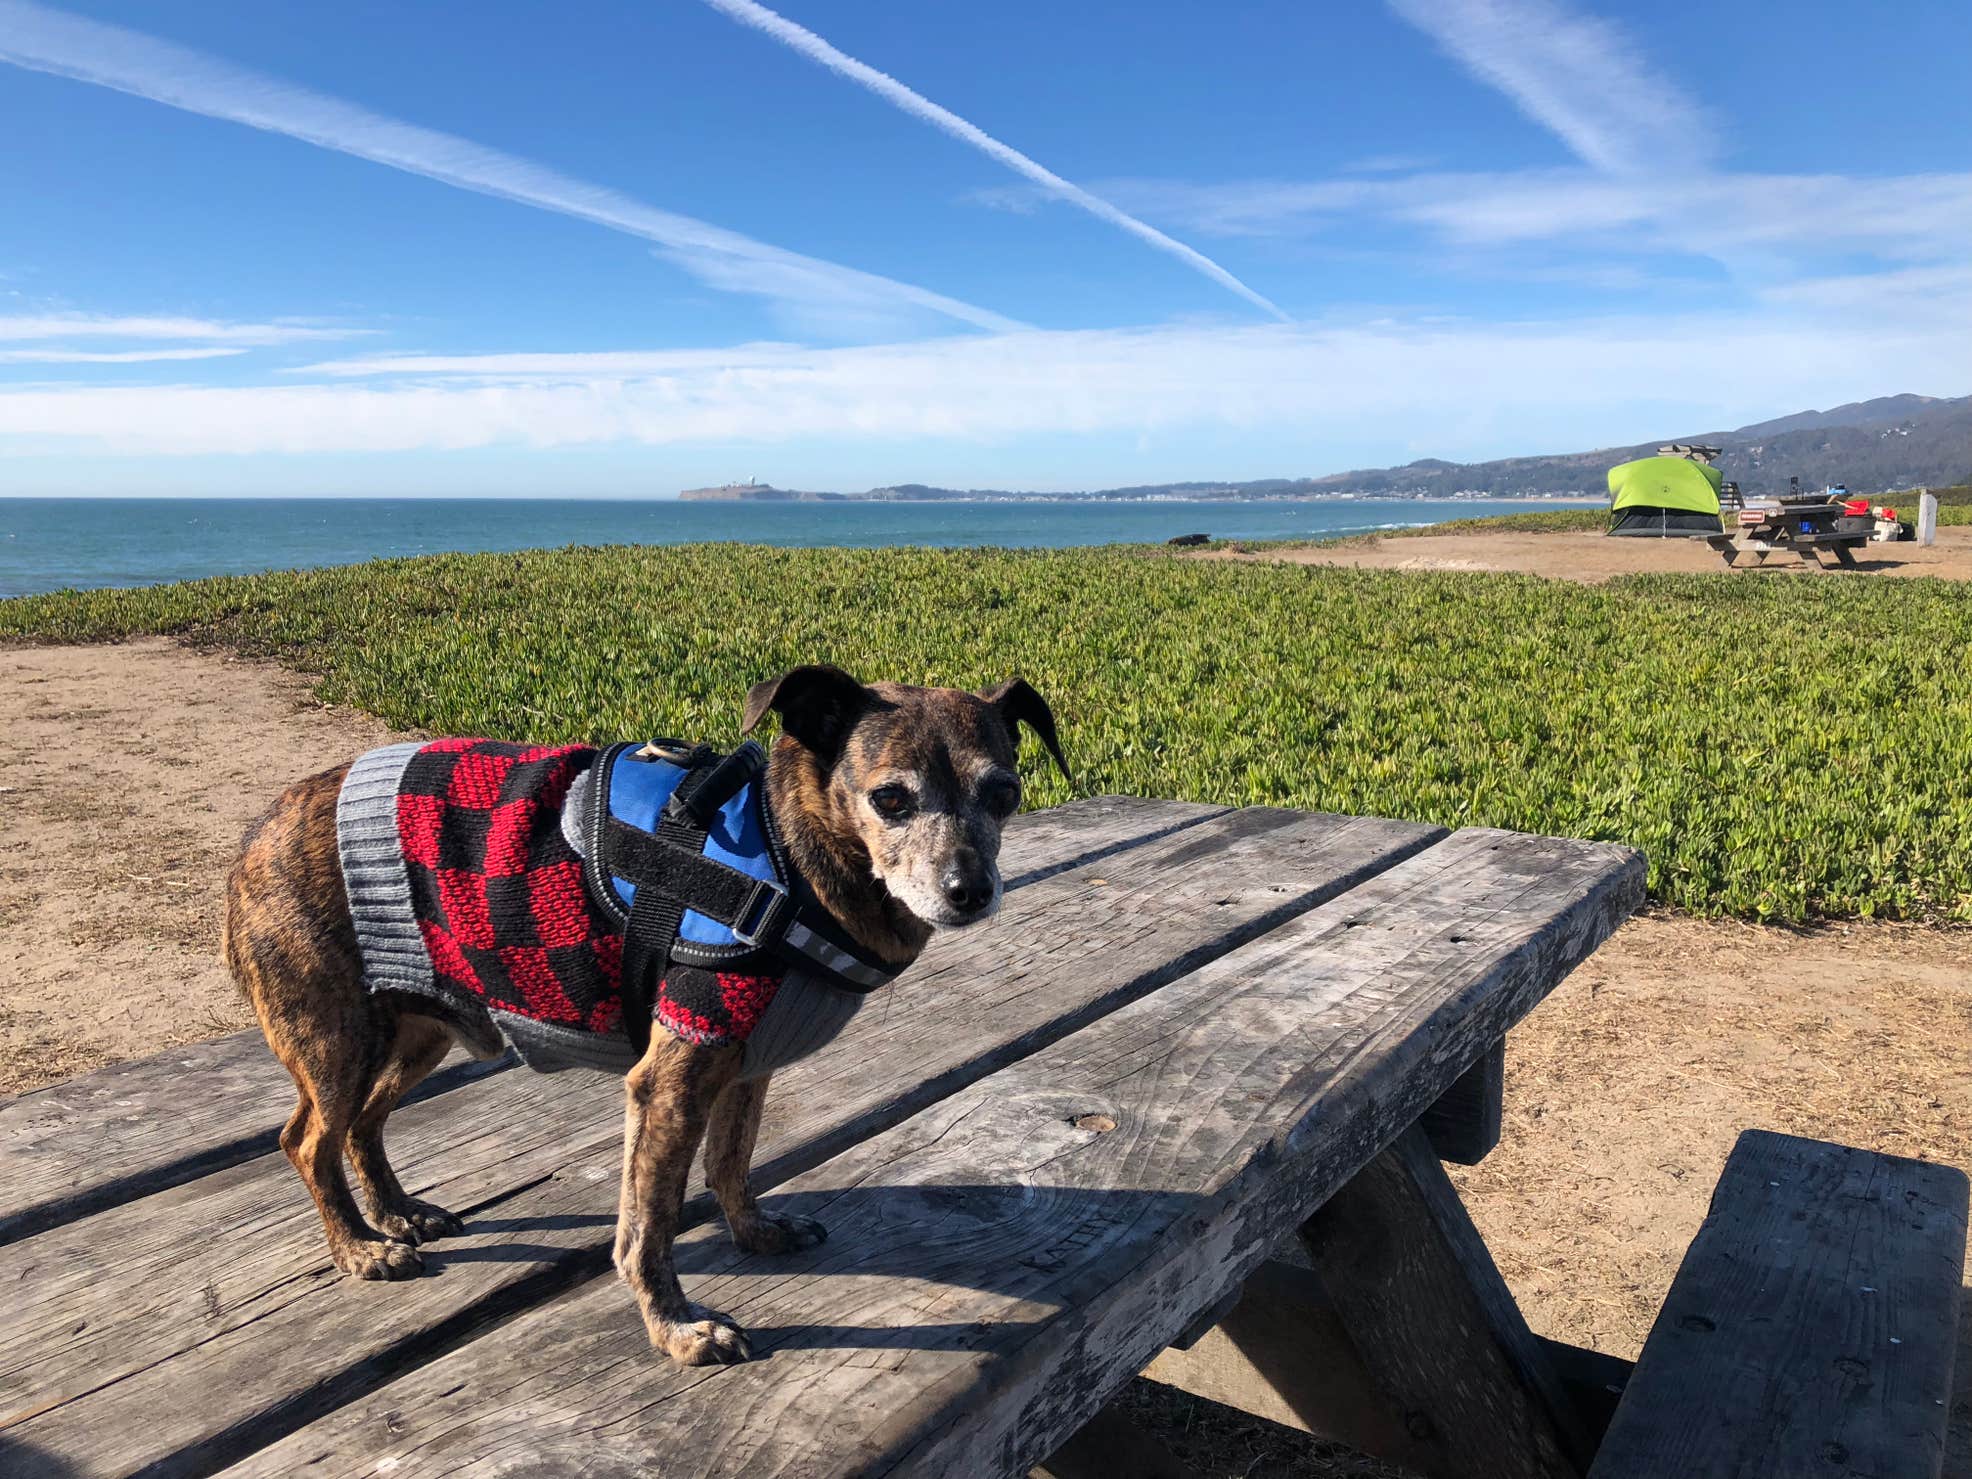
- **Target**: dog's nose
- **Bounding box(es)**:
[941,865,995,915]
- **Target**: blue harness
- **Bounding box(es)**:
[583,739,899,1056]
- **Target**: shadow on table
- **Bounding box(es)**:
[422,1180,1216,1358]
[0,1433,85,1479]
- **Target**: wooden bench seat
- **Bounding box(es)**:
[1589,1129,1969,1479]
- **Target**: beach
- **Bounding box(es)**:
[1209,522,1972,582]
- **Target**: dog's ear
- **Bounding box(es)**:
[980,677,1069,782]
[743,664,871,759]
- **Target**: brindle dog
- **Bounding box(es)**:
[225,665,1064,1366]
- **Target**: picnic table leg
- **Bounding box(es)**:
[1030,1405,1200,1479]
[1831,542,1860,567]
[1420,1040,1505,1165]
[1296,1122,1596,1479]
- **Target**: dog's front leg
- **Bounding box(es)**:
[705,1072,828,1255]
[614,1034,750,1365]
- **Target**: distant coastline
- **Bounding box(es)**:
[0,495,1600,598]
[679,394,1970,503]
[677,480,1599,504]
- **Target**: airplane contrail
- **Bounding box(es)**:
[0,0,1022,334]
[699,0,1290,321]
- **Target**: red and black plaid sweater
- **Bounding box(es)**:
[343,738,786,1066]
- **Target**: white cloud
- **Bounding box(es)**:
[7,306,1964,457]
[1383,0,1714,175]
[1758,264,1972,317]
[0,346,249,363]
[698,0,1285,320]
[984,169,1972,284]
[0,0,1020,337]
[0,314,361,344]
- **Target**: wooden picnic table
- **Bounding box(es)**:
[1705,501,1875,569]
[1,795,1646,1479]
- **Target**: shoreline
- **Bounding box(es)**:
[0,494,1600,599]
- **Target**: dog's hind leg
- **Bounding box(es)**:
[276,1019,422,1281]
[704,1072,826,1255]
[228,765,422,1282]
[615,1034,750,1365]
[347,1013,464,1246]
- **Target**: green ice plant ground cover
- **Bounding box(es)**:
[5,538,1967,922]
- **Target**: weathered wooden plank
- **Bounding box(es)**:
[996,794,1228,889]
[0,1037,509,1248]
[218,826,1642,1479]
[1420,1037,1504,1165]
[0,804,1230,1427]
[0,796,1219,1250]
[1,805,1439,1478]
[1588,1129,1969,1479]
[1140,1257,1632,1463]
[1299,1122,1595,1477]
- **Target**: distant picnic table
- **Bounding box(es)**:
[1706,500,1876,569]
[2,796,1963,1478]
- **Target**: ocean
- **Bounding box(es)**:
[0,496,1598,598]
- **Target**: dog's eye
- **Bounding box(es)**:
[979,780,1020,817]
[869,786,916,820]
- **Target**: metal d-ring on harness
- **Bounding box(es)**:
[589,738,898,1058]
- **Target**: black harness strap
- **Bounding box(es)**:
[612,742,770,1060]
[603,820,791,934]
[618,812,698,1060]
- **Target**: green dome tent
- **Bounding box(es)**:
[1607,454,1724,536]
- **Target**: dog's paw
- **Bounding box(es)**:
[337,1237,423,1282]
[655,1306,752,1366]
[376,1199,465,1245]
[732,1211,827,1256]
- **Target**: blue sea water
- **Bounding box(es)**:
[0,496,1598,598]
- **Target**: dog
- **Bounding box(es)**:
[225,664,1065,1366]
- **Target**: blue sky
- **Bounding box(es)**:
[1,0,1966,496]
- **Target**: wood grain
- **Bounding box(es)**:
[1419,1037,1504,1166]
[1140,1257,1440,1467]
[0,796,1218,1249]
[1300,1122,1593,1477]
[1140,1257,1631,1464]
[216,827,1641,1479]
[0,1037,507,1248]
[1588,1129,1969,1479]
[2,804,1438,1478]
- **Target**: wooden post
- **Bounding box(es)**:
[1917,488,1938,546]
[1298,1123,1596,1478]
[1420,1039,1505,1165]
[1142,1258,1633,1468]
[1141,1258,1449,1469]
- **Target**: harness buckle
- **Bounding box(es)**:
[664,740,767,830]
[730,876,792,948]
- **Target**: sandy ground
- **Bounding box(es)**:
[1,639,1966,1475]
[0,639,403,1094]
[1207,522,1972,583]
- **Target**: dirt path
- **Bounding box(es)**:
[0,639,1965,1473]
[0,639,403,1094]
[1206,523,1972,583]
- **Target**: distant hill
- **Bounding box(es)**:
[678,393,1970,502]
[1293,393,1972,499]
